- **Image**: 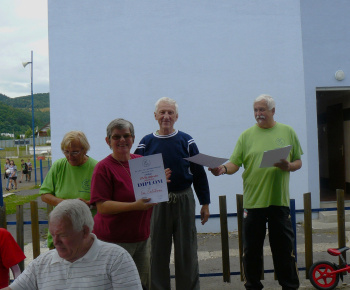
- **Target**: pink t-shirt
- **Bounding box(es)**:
[90,154,152,243]
[0,228,26,287]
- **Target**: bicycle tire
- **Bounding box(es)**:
[309,260,339,290]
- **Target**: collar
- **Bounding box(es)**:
[153,129,178,138]
[50,234,99,265]
[255,121,278,130]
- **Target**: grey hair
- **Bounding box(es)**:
[49,199,94,233]
[155,97,178,114]
[61,131,90,152]
[254,94,276,111]
[106,118,135,139]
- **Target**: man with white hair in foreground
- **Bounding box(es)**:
[2,199,142,290]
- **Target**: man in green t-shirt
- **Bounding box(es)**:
[210,94,302,290]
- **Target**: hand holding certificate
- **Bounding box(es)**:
[129,153,169,203]
[259,145,292,168]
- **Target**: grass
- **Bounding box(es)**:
[4,193,41,215]
[1,157,49,170]
[0,145,51,170]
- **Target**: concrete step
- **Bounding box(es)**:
[312,207,350,232]
[312,219,350,232]
[318,210,350,223]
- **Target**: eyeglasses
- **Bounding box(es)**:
[111,133,133,140]
[63,150,82,156]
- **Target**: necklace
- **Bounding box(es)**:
[115,159,132,179]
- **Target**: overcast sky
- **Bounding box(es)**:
[0,0,49,98]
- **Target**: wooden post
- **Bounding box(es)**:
[337,189,346,267]
[16,205,24,272]
[30,201,41,259]
[47,204,53,216]
[236,194,244,281]
[0,204,7,229]
[303,192,313,279]
[219,195,231,282]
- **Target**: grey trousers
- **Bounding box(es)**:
[117,238,151,289]
[150,187,200,290]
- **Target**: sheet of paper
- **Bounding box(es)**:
[259,145,292,168]
[129,153,168,203]
[184,153,228,168]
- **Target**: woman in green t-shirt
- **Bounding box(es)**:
[40,131,98,248]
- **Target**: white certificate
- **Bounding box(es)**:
[184,153,228,168]
[259,145,292,168]
[129,153,169,203]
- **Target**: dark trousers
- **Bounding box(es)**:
[242,206,300,290]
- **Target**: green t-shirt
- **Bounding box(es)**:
[40,157,98,200]
[40,156,98,247]
[230,123,303,209]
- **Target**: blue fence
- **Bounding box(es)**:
[4,196,347,279]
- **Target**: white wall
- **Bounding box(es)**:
[48,0,309,232]
[300,0,350,209]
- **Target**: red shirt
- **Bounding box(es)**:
[90,154,152,243]
[0,228,26,287]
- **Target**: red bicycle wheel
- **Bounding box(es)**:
[309,261,339,290]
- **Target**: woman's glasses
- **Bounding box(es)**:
[111,133,133,140]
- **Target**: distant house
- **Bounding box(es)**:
[0,133,14,138]
[37,123,50,137]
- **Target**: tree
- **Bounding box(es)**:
[25,128,32,138]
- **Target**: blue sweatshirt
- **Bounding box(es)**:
[135,130,210,205]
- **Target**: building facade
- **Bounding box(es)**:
[48,0,350,231]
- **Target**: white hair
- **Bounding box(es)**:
[49,199,94,233]
[254,94,275,111]
[155,97,178,114]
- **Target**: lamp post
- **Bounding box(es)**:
[0,149,5,227]
[22,50,37,185]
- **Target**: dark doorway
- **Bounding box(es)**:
[317,88,350,201]
[327,104,345,191]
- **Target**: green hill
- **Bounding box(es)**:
[0,93,49,109]
[0,93,50,138]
